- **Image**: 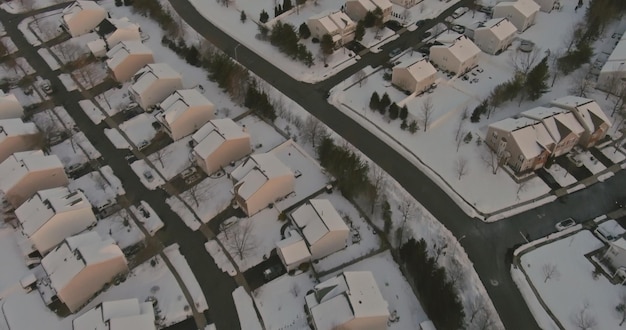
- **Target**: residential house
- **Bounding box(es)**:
[0,118,40,163]
[391,58,437,94]
[192,118,251,175]
[305,271,389,330]
[521,106,585,157]
[155,89,215,141]
[37,232,128,313]
[607,238,626,270]
[73,298,156,330]
[597,33,626,90]
[129,63,183,110]
[0,91,24,119]
[231,153,294,216]
[87,17,141,57]
[61,0,108,37]
[486,117,555,173]
[430,35,481,75]
[530,0,558,12]
[493,0,540,32]
[307,11,356,47]
[0,150,69,208]
[15,187,96,257]
[106,41,154,82]
[550,96,612,148]
[473,18,517,55]
[345,0,392,23]
[389,0,419,8]
[276,230,312,271]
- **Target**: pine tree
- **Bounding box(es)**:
[409,120,418,133]
[299,23,311,39]
[400,119,408,130]
[369,92,380,110]
[389,102,399,119]
[240,11,247,23]
[379,93,391,111]
[185,46,200,66]
[283,0,293,11]
[320,34,334,56]
[524,56,550,101]
[260,10,269,23]
[399,105,408,120]
[355,21,365,41]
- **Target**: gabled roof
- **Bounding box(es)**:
[490,117,554,158]
[522,106,585,142]
[478,18,517,40]
[0,150,64,194]
[0,118,38,141]
[495,0,540,17]
[0,91,23,113]
[370,0,392,10]
[310,11,354,33]
[73,298,155,330]
[433,35,481,63]
[292,199,349,246]
[397,58,437,82]
[232,153,293,200]
[160,89,212,126]
[106,41,152,69]
[550,96,612,132]
[600,34,626,75]
[130,63,181,95]
[62,0,106,22]
[15,187,92,237]
[276,230,311,265]
[192,119,249,159]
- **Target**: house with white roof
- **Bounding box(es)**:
[88,17,141,57]
[493,0,540,32]
[598,34,626,90]
[606,238,626,270]
[345,0,392,23]
[106,41,154,82]
[231,153,295,216]
[305,271,389,330]
[550,96,612,148]
[0,150,69,208]
[0,91,24,119]
[15,187,96,257]
[73,298,156,330]
[430,35,481,75]
[486,117,555,173]
[473,18,517,55]
[37,232,128,313]
[192,118,251,174]
[391,58,437,94]
[522,107,585,157]
[129,63,183,110]
[61,0,108,37]
[307,11,356,47]
[0,118,40,163]
[276,230,312,271]
[155,89,215,141]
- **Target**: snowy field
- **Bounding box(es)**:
[129,201,165,236]
[232,287,262,330]
[545,164,577,187]
[237,115,287,154]
[92,209,145,250]
[516,230,625,330]
[205,239,237,276]
[49,132,101,170]
[146,137,194,180]
[68,166,125,209]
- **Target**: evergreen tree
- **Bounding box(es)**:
[260,9,269,23]
[389,102,399,119]
[409,120,418,133]
[369,92,380,110]
[399,104,408,120]
[185,46,200,66]
[320,34,334,56]
[355,21,365,41]
[470,99,488,122]
[283,0,293,11]
[363,11,376,27]
[524,56,550,101]
[299,23,311,39]
[400,119,408,130]
[379,92,391,111]
[240,11,247,23]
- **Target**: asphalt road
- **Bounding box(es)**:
[168,1,626,329]
[0,9,240,330]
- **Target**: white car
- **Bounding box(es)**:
[137,140,149,151]
[555,218,576,231]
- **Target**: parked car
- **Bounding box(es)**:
[478,5,493,14]
[595,227,619,243]
[451,24,465,34]
[263,264,284,282]
[555,218,576,231]
[388,47,402,58]
[143,170,154,182]
[125,154,138,163]
[451,7,468,19]
[41,80,53,95]
[124,102,138,111]
[137,140,149,151]
[66,163,85,174]
[181,167,198,179]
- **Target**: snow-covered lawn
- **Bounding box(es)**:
[205,239,236,276]
[6,86,41,107]
[92,209,145,250]
[545,164,577,187]
[312,191,382,273]
[31,106,76,132]
[572,150,607,174]
[601,145,626,163]
[49,34,98,65]
[253,271,317,330]
[68,166,125,209]
[163,244,209,314]
[118,113,159,146]
[1,293,70,330]
[232,287,262,330]
[0,226,31,296]
[516,230,622,330]
[70,62,109,89]
[78,99,106,124]
[166,175,234,228]
[129,201,165,236]
[237,115,287,154]
[322,251,428,330]
[49,132,101,170]
[147,137,194,180]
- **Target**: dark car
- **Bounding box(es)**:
[555,218,576,231]
[386,20,403,31]
[388,47,402,58]
[263,264,284,282]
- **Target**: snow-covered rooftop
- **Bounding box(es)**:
[0,118,38,141]
[276,230,311,265]
[0,150,64,194]
[106,41,152,69]
[160,89,213,126]
[130,63,181,96]
[601,33,626,75]
[398,58,437,83]
[611,238,626,252]
[310,11,354,34]
[292,199,349,246]
[478,18,517,40]
[0,91,23,117]
[62,0,106,24]
[432,35,481,63]
[73,298,156,330]
[550,96,612,132]
[231,153,293,200]
[41,232,124,295]
[490,117,554,158]
[349,0,377,12]
[15,187,92,238]
[495,0,540,17]
[522,106,585,142]
[192,118,249,158]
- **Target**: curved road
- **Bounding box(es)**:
[169,1,626,329]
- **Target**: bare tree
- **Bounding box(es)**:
[542,263,560,282]
[455,157,469,180]
[611,86,626,116]
[400,9,412,24]
[509,48,541,76]
[562,22,585,53]
[225,221,256,260]
[367,166,386,214]
[481,145,506,175]
[568,67,594,97]
[186,183,204,207]
[396,197,415,248]
[602,72,624,99]
[421,97,434,132]
[431,235,449,263]
[301,116,325,147]
[353,69,367,87]
[153,147,171,168]
[290,282,301,297]
[572,302,597,330]
[74,60,101,89]
[616,293,626,326]
[516,181,528,200]
[472,307,496,330]
[447,258,465,286]
[55,41,82,65]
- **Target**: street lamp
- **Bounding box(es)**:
[234,43,241,62]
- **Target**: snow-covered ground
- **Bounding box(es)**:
[49,132,101,170]
[515,230,624,330]
[237,115,287,153]
[205,240,237,276]
[78,99,106,124]
[129,201,165,236]
[545,164,577,187]
[163,244,209,314]
[232,287,262,330]
[92,209,145,250]
[68,166,125,209]
[146,137,194,180]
